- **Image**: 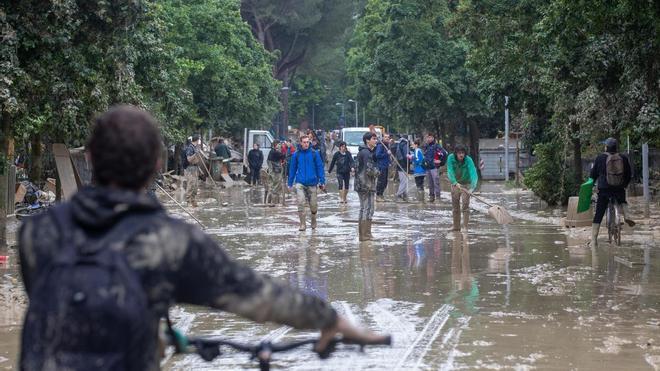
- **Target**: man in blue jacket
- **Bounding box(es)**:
[288,135,326,231]
[375,134,392,202]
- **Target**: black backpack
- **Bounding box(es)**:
[21,204,158,371]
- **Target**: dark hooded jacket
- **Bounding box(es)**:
[590,148,632,192]
[18,187,337,371]
[355,144,379,192]
[247,148,263,169]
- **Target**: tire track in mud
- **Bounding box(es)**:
[395,304,453,370]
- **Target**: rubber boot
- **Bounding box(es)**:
[622,204,636,227]
[429,194,435,203]
[417,189,425,203]
[365,220,374,239]
[298,212,306,231]
[590,223,600,247]
[311,213,317,229]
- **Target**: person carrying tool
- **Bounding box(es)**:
[17,105,381,370]
[393,135,410,202]
[288,135,326,231]
[446,144,478,231]
[356,132,380,241]
[328,141,354,204]
[588,137,634,247]
[374,134,392,202]
[184,134,202,207]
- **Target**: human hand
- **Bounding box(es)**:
[316,316,388,354]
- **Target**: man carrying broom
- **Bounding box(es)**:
[447,144,478,232]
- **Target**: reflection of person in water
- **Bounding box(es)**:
[287,246,329,301]
[447,233,479,315]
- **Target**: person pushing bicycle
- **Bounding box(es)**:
[17,106,382,371]
[588,137,635,247]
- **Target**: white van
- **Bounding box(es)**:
[340,127,382,161]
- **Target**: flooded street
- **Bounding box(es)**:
[1,181,659,369]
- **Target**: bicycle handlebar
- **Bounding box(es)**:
[180,334,392,362]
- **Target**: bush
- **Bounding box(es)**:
[524,142,577,206]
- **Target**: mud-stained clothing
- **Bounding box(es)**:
[329,150,353,191]
[267,150,286,204]
[184,165,199,204]
[589,151,632,224]
[294,184,318,214]
[356,145,379,221]
[18,187,337,371]
[337,172,350,190]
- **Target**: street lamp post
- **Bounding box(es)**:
[335,103,345,128]
[281,86,290,139]
[348,99,358,127]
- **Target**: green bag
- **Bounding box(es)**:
[577,178,594,213]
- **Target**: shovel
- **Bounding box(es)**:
[460,186,513,225]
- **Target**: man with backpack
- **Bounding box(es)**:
[356,132,380,241]
[18,106,379,370]
[588,137,634,247]
[423,134,448,203]
[288,135,326,231]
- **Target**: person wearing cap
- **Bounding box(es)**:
[446,144,478,231]
[184,134,202,207]
[588,137,634,247]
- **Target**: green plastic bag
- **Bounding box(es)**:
[577,178,594,213]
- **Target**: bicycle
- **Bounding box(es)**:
[166,328,392,371]
[606,196,623,246]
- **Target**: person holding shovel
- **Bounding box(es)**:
[446,144,478,232]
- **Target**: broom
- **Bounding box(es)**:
[460,187,513,225]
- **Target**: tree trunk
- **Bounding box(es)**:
[571,122,582,189]
[0,111,10,246]
[29,134,43,183]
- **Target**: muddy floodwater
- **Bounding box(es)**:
[1,181,658,370]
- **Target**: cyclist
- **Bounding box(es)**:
[18,106,379,371]
[588,137,634,247]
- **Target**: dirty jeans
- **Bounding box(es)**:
[451,185,471,225]
[426,168,441,197]
[337,172,351,190]
[184,166,199,204]
[295,184,318,214]
[358,191,375,221]
[396,171,409,197]
[268,171,284,204]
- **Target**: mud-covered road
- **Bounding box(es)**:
[1,180,658,370]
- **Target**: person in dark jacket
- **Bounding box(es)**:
[394,136,410,202]
[328,141,355,204]
[374,134,392,201]
[423,134,448,203]
[588,137,634,247]
[247,143,264,186]
[267,140,286,205]
[17,106,381,371]
[288,135,326,231]
[184,135,202,207]
[214,138,231,160]
[355,132,380,241]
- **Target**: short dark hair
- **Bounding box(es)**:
[192,134,200,142]
[363,132,376,144]
[414,139,421,146]
[88,105,162,190]
[337,140,346,147]
[454,144,467,154]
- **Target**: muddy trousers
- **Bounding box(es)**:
[358,191,375,222]
[337,172,351,190]
[376,169,389,196]
[451,186,471,230]
[184,166,199,205]
[295,184,318,214]
[396,171,408,197]
[267,172,284,204]
[426,168,441,198]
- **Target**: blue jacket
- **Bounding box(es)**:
[288,148,326,187]
[412,148,425,175]
[375,142,391,170]
[423,141,447,169]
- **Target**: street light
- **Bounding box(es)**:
[335,103,345,128]
[348,99,358,127]
[281,86,290,139]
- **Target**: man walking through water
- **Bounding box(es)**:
[17,105,381,370]
[446,144,478,231]
[184,134,201,207]
[288,135,326,231]
[424,133,448,203]
[328,140,354,204]
[267,140,286,205]
[588,137,634,247]
[356,132,380,241]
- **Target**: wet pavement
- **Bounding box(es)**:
[1,180,659,370]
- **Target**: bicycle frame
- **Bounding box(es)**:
[606,196,623,246]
